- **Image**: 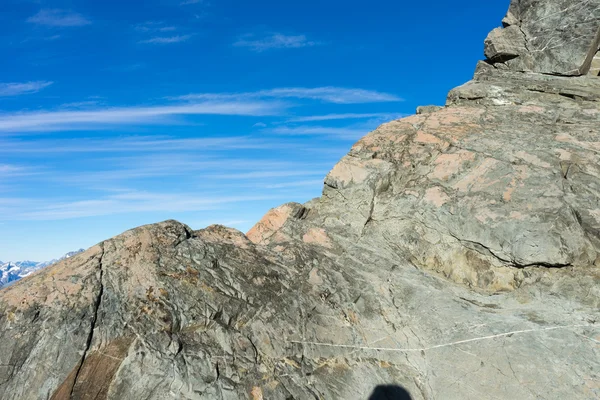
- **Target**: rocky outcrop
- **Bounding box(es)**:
[312,63,600,291]
[1,1,599,399]
[484,0,600,75]
[2,220,598,399]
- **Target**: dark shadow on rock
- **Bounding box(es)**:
[368,384,412,400]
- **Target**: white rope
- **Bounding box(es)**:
[290,324,598,353]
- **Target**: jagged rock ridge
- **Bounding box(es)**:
[1,1,599,399]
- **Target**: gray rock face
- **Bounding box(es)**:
[318,63,600,292]
[1,222,598,400]
[416,105,443,115]
[1,1,600,399]
[484,0,600,75]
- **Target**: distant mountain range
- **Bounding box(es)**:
[0,249,84,288]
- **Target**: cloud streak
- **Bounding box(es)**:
[55,156,326,183]
[3,191,283,221]
[270,125,368,138]
[208,169,326,180]
[234,33,318,52]
[173,87,402,104]
[135,21,177,32]
[27,9,91,27]
[0,136,272,153]
[0,81,53,97]
[0,164,40,178]
[264,179,324,189]
[0,101,284,133]
[286,112,403,122]
[140,35,192,44]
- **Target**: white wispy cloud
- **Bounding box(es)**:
[3,191,283,221]
[286,112,403,122]
[57,157,316,182]
[0,164,22,174]
[234,33,318,52]
[209,169,326,180]
[181,0,205,4]
[0,164,44,186]
[270,125,367,138]
[264,88,401,103]
[264,179,324,189]
[0,136,273,153]
[140,35,192,44]
[173,87,401,104]
[27,9,91,27]
[135,21,178,32]
[0,164,39,177]
[0,101,284,133]
[59,101,100,109]
[0,81,53,97]
[135,22,190,44]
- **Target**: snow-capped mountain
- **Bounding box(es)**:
[0,249,84,288]
[34,249,86,269]
[0,261,40,287]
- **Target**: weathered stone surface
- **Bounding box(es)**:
[484,25,526,63]
[1,220,598,399]
[314,62,600,291]
[1,1,600,399]
[484,0,600,75]
[416,105,443,115]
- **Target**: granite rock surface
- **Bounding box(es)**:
[484,0,600,75]
[1,1,599,399]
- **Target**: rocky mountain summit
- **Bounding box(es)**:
[1,1,599,399]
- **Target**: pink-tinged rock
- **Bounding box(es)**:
[415,130,443,145]
[423,187,450,208]
[431,150,476,181]
[453,158,501,193]
[246,203,297,245]
[302,228,333,248]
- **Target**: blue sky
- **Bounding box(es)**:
[0,0,508,261]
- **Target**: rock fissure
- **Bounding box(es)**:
[447,232,573,270]
[68,244,105,399]
[517,23,530,54]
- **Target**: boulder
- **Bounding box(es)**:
[484,0,600,75]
